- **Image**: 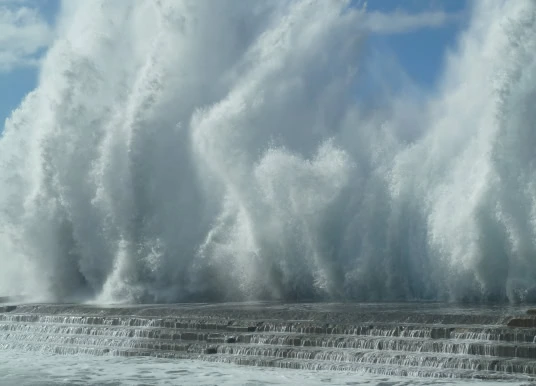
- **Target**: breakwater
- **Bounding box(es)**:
[1,303,536,381]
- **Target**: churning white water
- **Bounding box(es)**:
[0,0,536,304]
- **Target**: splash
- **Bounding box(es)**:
[0,0,535,303]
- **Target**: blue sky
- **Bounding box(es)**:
[0,0,59,128]
[0,0,468,131]
[364,0,468,87]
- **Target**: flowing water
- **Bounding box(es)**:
[2,302,536,383]
[1,350,520,386]
[1,1,536,383]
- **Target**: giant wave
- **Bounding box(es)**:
[0,0,535,304]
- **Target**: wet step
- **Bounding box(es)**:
[508,317,536,328]
[0,332,201,352]
[199,354,534,381]
[0,339,521,380]
[3,336,536,378]
[215,343,536,374]
[242,333,536,352]
[4,314,536,342]
[0,322,461,341]
[2,304,536,381]
[451,328,536,343]
[0,338,219,356]
[0,322,235,342]
[8,303,522,326]
[3,322,536,359]
[0,313,507,332]
[4,328,536,372]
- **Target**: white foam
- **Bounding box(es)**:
[0,0,535,303]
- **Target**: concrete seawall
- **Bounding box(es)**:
[1,302,536,380]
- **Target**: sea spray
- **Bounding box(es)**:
[0,0,535,303]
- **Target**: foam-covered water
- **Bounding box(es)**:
[1,0,536,304]
[0,349,528,386]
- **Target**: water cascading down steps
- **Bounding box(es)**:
[2,303,536,381]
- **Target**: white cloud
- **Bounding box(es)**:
[0,2,52,72]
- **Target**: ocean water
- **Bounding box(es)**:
[1,1,536,383]
[0,350,527,386]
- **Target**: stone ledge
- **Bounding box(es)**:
[0,305,17,313]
